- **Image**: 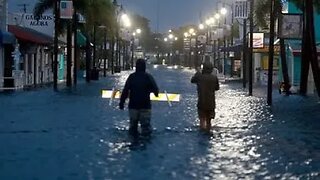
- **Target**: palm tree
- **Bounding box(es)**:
[34,0,114,35]
[33,0,114,86]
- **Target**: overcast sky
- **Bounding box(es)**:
[118,0,220,33]
[8,0,225,33]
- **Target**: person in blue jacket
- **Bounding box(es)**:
[119,58,159,137]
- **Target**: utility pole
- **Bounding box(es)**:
[103,30,107,77]
[267,0,276,105]
[230,3,234,77]
[73,9,78,85]
[53,0,60,91]
[242,18,247,89]
[248,0,254,96]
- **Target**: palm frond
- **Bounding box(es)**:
[33,0,55,18]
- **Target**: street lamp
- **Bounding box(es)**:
[185,28,197,68]
[219,3,234,77]
[199,24,205,30]
[164,31,178,65]
[131,28,141,68]
[220,7,227,15]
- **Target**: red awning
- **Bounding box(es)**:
[8,25,53,45]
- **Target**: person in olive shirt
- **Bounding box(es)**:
[119,59,159,137]
[191,61,220,132]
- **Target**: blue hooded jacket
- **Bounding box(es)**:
[120,59,159,109]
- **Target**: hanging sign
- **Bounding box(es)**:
[253,32,264,48]
[234,0,249,19]
[60,1,73,19]
[278,13,303,39]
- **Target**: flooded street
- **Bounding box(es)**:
[1,65,320,179]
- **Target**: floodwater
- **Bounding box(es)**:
[0,65,320,179]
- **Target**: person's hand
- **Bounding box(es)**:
[119,103,124,110]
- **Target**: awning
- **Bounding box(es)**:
[8,25,53,45]
[0,30,16,45]
[77,30,86,46]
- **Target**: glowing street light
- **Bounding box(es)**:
[121,13,131,27]
[199,23,205,30]
[189,28,195,34]
[214,13,220,19]
[220,7,227,15]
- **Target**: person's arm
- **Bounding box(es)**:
[214,75,220,91]
[191,71,201,84]
[119,76,131,109]
[148,74,159,97]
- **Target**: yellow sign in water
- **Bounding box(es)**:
[101,90,180,102]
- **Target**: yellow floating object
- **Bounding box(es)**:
[101,90,180,102]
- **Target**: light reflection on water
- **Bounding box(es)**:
[98,66,320,179]
[1,65,320,179]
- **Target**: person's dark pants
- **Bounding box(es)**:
[128,109,152,136]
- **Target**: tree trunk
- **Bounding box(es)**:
[300,1,309,95]
[280,38,291,95]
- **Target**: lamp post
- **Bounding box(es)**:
[214,13,222,73]
[112,0,125,73]
[131,28,141,68]
[53,0,60,91]
[184,28,196,68]
[98,25,107,77]
[164,30,178,65]
[205,17,216,66]
[249,0,254,96]
[219,2,234,77]
[119,13,131,70]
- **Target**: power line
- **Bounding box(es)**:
[17,3,29,13]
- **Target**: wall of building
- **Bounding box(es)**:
[0,0,6,89]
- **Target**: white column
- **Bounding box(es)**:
[25,54,29,85]
[31,54,35,84]
[307,64,315,95]
[253,53,261,83]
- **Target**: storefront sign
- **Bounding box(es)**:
[8,13,54,36]
[253,33,264,48]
